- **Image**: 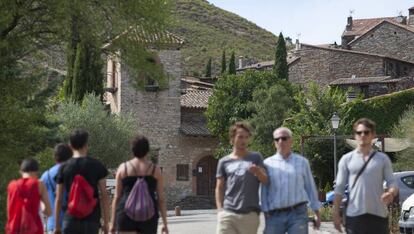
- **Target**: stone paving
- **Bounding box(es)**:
[157,210,341,234]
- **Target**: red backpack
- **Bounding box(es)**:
[6,179,41,234]
[67,174,97,218]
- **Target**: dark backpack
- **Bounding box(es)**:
[124,162,156,221]
[67,173,97,218]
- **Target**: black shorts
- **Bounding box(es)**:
[116,212,159,234]
[62,218,100,234]
[346,214,388,234]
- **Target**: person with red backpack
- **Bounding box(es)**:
[54,129,110,234]
[5,158,52,234]
[110,135,168,234]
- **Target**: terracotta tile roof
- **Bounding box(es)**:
[342,17,401,37]
[181,78,214,89]
[330,76,392,85]
[180,122,212,136]
[180,90,212,109]
[348,20,414,45]
[236,57,300,71]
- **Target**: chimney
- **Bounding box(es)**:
[238,56,243,69]
[346,16,353,31]
[295,39,301,50]
[409,7,414,26]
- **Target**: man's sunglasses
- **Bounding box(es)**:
[274,136,289,142]
[355,130,371,136]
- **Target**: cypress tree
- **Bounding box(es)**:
[228,51,236,75]
[273,32,288,80]
[71,42,86,102]
[71,41,103,102]
[221,50,226,74]
[205,57,212,78]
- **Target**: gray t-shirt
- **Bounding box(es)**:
[216,151,264,213]
[334,150,396,218]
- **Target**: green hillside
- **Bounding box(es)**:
[171,0,278,76]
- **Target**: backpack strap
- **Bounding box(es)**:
[124,162,128,177]
[351,151,376,189]
[128,161,139,176]
[145,163,154,175]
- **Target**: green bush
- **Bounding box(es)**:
[342,88,414,134]
[55,94,137,168]
[391,106,414,171]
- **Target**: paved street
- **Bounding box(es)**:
[158,210,340,234]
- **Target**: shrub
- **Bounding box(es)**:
[56,94,137,167]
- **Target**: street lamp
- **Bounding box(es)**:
[331,112,340,178]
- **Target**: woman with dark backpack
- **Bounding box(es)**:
[5,158,52,234]
[110,135,168,234]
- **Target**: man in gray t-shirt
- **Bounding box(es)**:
[215,121,268,234]
[216,151,264,213]
[333,118,398,234]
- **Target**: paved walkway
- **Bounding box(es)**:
[158,210,340,234]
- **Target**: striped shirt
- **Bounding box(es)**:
[261,152,321,212]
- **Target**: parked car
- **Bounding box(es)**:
[399,193,414,233]
[325,171,414,207]
[393,171,414,204]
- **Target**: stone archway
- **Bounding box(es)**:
[195,155,218,196]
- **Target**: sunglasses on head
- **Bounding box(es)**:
[355,130,371,136]
[274,136,289,142]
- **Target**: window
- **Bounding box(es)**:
[176,164,189,181]
[402,176,414,189]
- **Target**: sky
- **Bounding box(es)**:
[207,0,413,44]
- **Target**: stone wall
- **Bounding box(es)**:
[289,45,385,85]
[350,22,414,63]
[164,136,218,208]
[181,108,207,124]
[117,49,219,207]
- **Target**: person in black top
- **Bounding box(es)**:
[54,129,109,234]
[110,135,168,234]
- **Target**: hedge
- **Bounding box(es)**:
[342,88,414,134]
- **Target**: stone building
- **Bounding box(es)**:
[237,6,414,98]
[105,30,218,208]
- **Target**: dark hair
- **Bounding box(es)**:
[69,129,89,150]
[229,121,253,140]
[131,135,150,158]
[353,118,376,133]
[54,143,73,163]
[20,158,39,173]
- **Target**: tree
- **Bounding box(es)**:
[206,71,280,155]
[59,0,171,102]
[221,50,226,74]
[71,41,103,102]
[273,32,288,80]
[284,82,347,187]
[228,51,236,75]
[205,57,212,77]
[248,82,296,156]
[56,94,137,166]
[391,106,414,171]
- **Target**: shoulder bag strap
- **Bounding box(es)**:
[351,151,376,189]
